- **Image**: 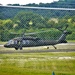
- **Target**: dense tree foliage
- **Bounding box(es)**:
[0,10,75,41]
[13,12,47,30]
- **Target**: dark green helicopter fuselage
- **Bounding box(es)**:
[4,30,71,50]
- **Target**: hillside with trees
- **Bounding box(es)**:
[0,10,75,41]
[0,0,75,41]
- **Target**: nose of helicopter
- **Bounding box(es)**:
[4,44,10,48]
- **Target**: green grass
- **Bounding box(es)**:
[0,41,7,45]
[68,40,75,43]
[0,52,75,75]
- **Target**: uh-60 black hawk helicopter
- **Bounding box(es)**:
[4,25,71,50]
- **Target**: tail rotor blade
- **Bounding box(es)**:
[64,24,68,30]
[57,25,69,32]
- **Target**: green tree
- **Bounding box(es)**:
[14,11,47,30]
[0,19,13,41]
[3,19,13,30]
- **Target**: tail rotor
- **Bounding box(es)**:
[57,25,72,43]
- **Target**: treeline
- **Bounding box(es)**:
[23,0,75,8]
[3,0,75,8]
[1,0,75,8]
[0,11,75,41]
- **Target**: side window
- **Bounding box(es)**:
[14,40,18,44]
[26,40,29,44]
[22,40,29,44]
[22,40,26,44]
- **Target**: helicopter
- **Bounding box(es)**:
[4,25,72,50]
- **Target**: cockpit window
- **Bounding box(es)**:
[8,40,14,44]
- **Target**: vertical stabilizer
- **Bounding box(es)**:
[58,31,71,43]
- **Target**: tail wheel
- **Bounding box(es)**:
[20,47,22,50]
[47,47,49,49]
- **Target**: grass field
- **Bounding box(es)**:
[0,52,75,75]
[0,41,75,75]
[68,40,75,43]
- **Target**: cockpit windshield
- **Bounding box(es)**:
[8,40,14,44]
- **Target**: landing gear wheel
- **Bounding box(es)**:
[47,47,49,49]
[20,47,22,50]
[15,48,18,50]
[52,45,57,49]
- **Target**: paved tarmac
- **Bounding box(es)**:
[0,49,75,54]
[0,45,3,47]
[0,43,75,54]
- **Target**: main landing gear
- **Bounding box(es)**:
[46,45,57,49]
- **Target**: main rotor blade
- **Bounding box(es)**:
[24,30,51,35]
[10,30,51,36]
